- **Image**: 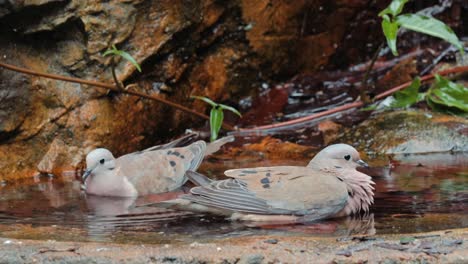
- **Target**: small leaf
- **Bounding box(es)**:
[118,50,142,72]
[210,107,224,142]
[219,104,242,117]
[360,104,378,111]
[396,14,464,54]
[103,45,142,72]
[378,0,409,17]
[103,45,118,57]
[390,77,422,108]
[191,96,218,107]
[191,96,239,140]
[381,15,400,56]
[427,75,468,112]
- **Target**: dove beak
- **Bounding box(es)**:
[356,159,369,168]
[82,169,92,183]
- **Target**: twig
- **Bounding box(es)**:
[236,65,468,134]
[0,61,235,130]
[360,42,384,104]
[38,247,78,254]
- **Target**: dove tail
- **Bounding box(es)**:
[187,140,206,171]
[186,170,213,186]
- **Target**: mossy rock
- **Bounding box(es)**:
[338,110,468,155]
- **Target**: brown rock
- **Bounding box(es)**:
[241,0,305,75]
[227,136,316,160]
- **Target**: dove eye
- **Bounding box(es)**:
[344,155,351,161]
[100,159,105,164]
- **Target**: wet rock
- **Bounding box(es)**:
[338,110,468,155]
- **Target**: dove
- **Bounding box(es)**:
[158,144,375,222]
[82,134,234,197]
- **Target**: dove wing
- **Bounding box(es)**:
[183,167,348,216]
[184,177,276,214]
[226,166,348,213]
[116,141,206,195]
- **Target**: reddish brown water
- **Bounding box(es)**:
[0,151,466,244]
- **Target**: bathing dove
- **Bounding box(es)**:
[158,144,374,222]
[82,134,234,197]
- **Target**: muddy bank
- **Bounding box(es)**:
[0,228,466,263]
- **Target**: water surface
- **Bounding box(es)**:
[0,152,466,244]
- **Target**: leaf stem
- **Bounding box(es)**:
[110,56,124,90]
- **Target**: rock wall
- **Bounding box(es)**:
[0,0,386,181]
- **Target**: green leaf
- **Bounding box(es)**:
[379,0,409,17]
[381,15,400,56]
[396,14,464,54]
[103,45,142,72]
[102,45,118,57]
[191,96,218,107]
[219,104,242,117]
[390,77,423,108]
[427,75,468,112]
[210,107,224,142]
[191,96,240,140]
[360,104,378,111]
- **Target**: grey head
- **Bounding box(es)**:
[83,148,117,184]
[308,143,368,170]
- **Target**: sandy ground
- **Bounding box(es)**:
[0,228,466,263]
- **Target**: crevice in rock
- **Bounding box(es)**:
[0,0,71,34]
[0,126,22,144]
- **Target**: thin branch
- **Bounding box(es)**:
[236,65,468,134]
[360,42,384,104]
[0,61,235,130]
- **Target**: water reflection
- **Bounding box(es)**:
[0,152,466,243]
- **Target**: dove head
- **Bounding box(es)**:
[83,148,117,183]
[307,144,368,170]
[308,144,374,216]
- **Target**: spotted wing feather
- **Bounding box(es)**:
[116,141,206,195]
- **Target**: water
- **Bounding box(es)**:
[0,151,466,244]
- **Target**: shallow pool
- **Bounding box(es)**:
[0,150,466,244]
